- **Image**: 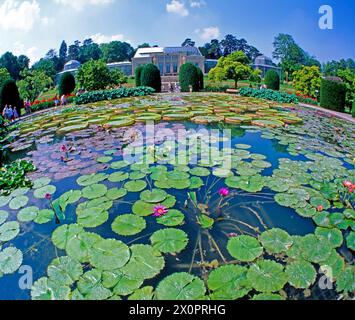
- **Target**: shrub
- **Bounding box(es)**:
[140,64,161,93]
[179,63,200,92]
[0,79,22,111]
[292,66,321,99]
[320,78,346,112]
[59,72,76,96]
[74,87,155,105]
[77,60,112,91]
[239,87,299,104]
[197,67,204,90]
[203,85,233,93]
[135,65,144,87]
[352,97,355,118]
[264,70,280,91]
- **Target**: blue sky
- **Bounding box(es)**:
[0,0,354,65]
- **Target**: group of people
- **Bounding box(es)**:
[169,83,181,93]
[2,105,19,122]
[54,95,69,107]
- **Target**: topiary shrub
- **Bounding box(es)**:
[0,79,21,112]
[320,78,346,112]
[140,64,161,93]
[135,65,144,87]
[179,63,200,92]
[352,96,355,118]
[197,66,204,91]
[59,72,76,96]
[264,70,280,91]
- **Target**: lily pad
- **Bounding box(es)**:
[124,180,147,193]
[227,235,263,262]
[315,227,343,248]
[285,260,317,289]
[106,188,127,200]
[156,272,206,300]
[77,269,112,300]
[9,196,29,210]
[96,156,113,163]
[33,185,56,199]
[47,256,83,286]
[140,189,167,203]
[33,177,51,189]
[0,210,9,225]
[17,206,39,222]
[112,214,146,236]
[190,167,210,177]
[77,173,108,186]
[346,232,355,251]
[156,209,185,227]
[128,286,154,300]
[0,221,20,242]
[51,224,84,250]
[77,207,109,228]
[336,267,355,294]
[0,247,23,274]
[260,229,293,254]
[34,209,55,224]
[132,200,155,217]
[31,277,71,300]
[66,232,102,263]
[108,172,129,183]
[150,228,189,254]
[103,269,143,296]
[247,260,287,293]
[82,184,108,200]
[300,234,333,263]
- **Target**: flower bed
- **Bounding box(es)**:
[31,94,75,112]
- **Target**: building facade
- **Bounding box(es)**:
[132,46,205,76]
[252,55,282,78]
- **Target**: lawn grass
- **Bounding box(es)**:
[38,88,58,100]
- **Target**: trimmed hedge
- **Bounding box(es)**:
[203,85,233,93]
[74,86,155,105]
[179,63,200,92]
[140,64,161,93]
[320,78,346,112]
[239,87,299,104]
[197,67,204,91]
[59,72,76,96]
[0,79,22,110]
[352,96,355,118]
[135,65,144,87]
[264,70,280,91]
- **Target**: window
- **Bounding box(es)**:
[166,63,171,74]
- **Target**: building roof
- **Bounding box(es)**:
[64,60,81,71]
[134,46,202,58]
[253,55,274,66]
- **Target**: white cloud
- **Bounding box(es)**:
[190,0,206,8]
[195,26,221,41]
[0,0,41,32]
[53,0,114,11]
[89,33,130,44]
[13,42,40,66]
[166,0,189,17]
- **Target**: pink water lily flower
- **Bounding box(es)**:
[60,145,68,153]
[228,233,238,238]
[45,193,52,200]
[343,181,353,188]
[316,205,323,212]
[153,205,168,217]
[218,188,230,197]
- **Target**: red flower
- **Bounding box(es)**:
[316,205,323,212]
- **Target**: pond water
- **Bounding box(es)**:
[0,93,354,300]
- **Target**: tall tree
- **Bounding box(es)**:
[59,40,68,62]
[181,38,196,47]
[101,41,134,63]
[80,39,102,62]
[0,68,11,89]
[32,59,57,81]
[0,52,21,80]
[17,55,30,72]
[221,34,238,56]
[68,41,81,61]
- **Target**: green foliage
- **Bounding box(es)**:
[264,70,280,91]
[32,59,57,81]
[239,87,299,104]
[135,65,144,87]
[208,51,253,88]
[100,41,134,63]
[77,60,112,91]
[59,73,76,96]
[0,79,22,108]
[293,66,321,98]
[17,69,53,102]
[109,69,128,87]
[352,97,355,118]
[337,68,355,107]
[320,78,346,112]
[74,87,154,105]
[0,160,36,195]
[0,68,11,89]
[203,84,233,92]
[179,63,200,92]
[140,64,161,93]
[197,66,204,90]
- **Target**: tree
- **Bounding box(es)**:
[68,41,81,61]
[59,40,68,63]
[323,59,355,76]
[199,39,222,59]
[76,59,112,91]
[0,68,11,89]
[0,52,21,80]
[208,51,253,88]
[140,64,161,93]
[80,39,102,63]
[179,63,200,92]
[135,65,144,87]
[17,55,30,72]
[337,68,355,107]
[292,66,321,98]
[182,38,196,47]
[17,69,53,102]
[110,69,128,86]
[264,70,280,91]
[0,79,22,110]
[249,69,262,87]
[32,59,57,81]
[101,41,135,63]
[59,73,76,96]
[221,34,238,56]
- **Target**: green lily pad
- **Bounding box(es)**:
[33,185,56,199]
[124,180,147,193]
[97,156,113,163]
[247,260,287,293]
[47,256,83,286]
[89,239,130,271]
[132,200,155,217]
[33,177,51,189]
[66,232,102,263]
[110,161,130,170]
[190,167,210,177]
[189,177,204,189]
[106,188,127,200]
[260,229,293,254]
[285,260,317,289]
[9,196,29,210]
[128,286,154,300]
[77,269,112,300]
[51,224,84,250]
[140,189,167,203]
[336,267,355,294]
[150,228,188,254]
[34,209,55,224]
[300,235,332,263]
[346,232,355,251]
[252,293,285,300]
[108,172,129,183]
[0,221,20,242]
[77,207,109,228]
[227,235,263,262]
[315,227,343,248]
[0,247,23,274]
[121,244,165,280]
[82,184,108,200]
[0,196,12,208]
[207,265,250,300]
[197,214,215,229]
[103,269,143,296]
[58,190,82,211]
[31,277,71,300]
[112,214,146,236]
[0,210,9,225]
[225,175,265,192]
[77,173,108,186]
[156,272,206,300]
[157,209,185,227]
[17,206,39,222]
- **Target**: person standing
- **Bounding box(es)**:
[13,106,19,120]
[2,105,9,120]
[8,105,14,122]
[61,94,67,106]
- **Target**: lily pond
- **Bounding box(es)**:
[0,93,354,300]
